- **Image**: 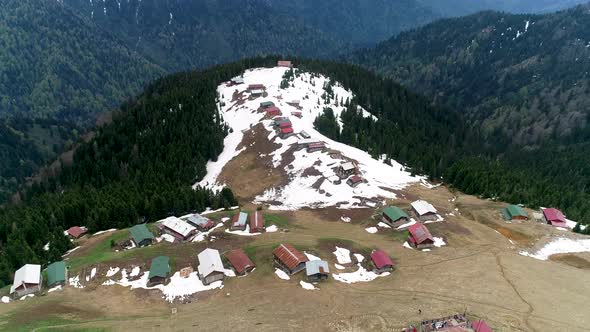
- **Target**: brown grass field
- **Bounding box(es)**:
[1,183,590,332]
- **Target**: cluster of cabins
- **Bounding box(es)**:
[9,261,67,299]
[273,243,395,282]
[381,200,440,249]
[230,210,266,233]
[502,204,571,228]
[403,313,491,332]
[146,247,256,287]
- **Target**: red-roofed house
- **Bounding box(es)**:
[273,244,308,275]
[250,211,265,233]
[370,249,394,274]
[266,106,282,117]
[471,320,492,332]
[225,249,256,275]
[66,226,88,239]
[408,223,434,249]
[277,60,293,68]
[346,175,363,187]
[280,127,294,138]
[543,208,567,227]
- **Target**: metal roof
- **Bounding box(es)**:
[186,214,214,228]
[471,320,492,332]
[411,200,437,216]
[66,226,87,238]
[305,260,330,276]
[543,208,566,223]
[383,206,409,221]
[10,264,41,294]
[225,249,255,275]
[506,205,527,218]
[197,248,225,277]
[46,261,66,286]
[148,256,170,279]
[273,244,308,270]
[250,211,264,231]
[233,212,248,227]
[341,162,355,171]
[408,223,434,245]
[260,101,274,108]
[281,127,294,134]
[370,250,394,269]
[129,224,154,244]
[160,217,196,237]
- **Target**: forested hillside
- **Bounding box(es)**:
[0,0,164,121]
[354,5,590,146]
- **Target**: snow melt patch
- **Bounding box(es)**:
[225,224,260,236]
[274,269,290,280]
[93,228,117,236]
[62,246,80,257]
[433,237,446,248]
[396,219,417,230]
[333,265,389,284]
[43,242,50,251]
[192,223,224,242]
[300,280,318,290]
[198,66,422,209]
[266,225,278,232]
[333,247,352,264]
[365,227,378,234]
[334,264,346,270]
[129,266,141,277]
[305,252,321,261]
[20,294,35,301]
[377,222,391,228]
[106,267,120,277]
[341,216,352,223]
[69,275,84,288]
[48,285,62,293]
[403,242,414,250]
[519,238,590,260]
[1,296,9,304]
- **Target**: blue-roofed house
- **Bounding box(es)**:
[305,260,330,282]
[231,212,248,231]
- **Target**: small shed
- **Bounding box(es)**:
[250,211,265,233]
[381,206,409,227]
[260,101,274,109]
[277,60,293,68]
[287,100,300,107]
[197,248,225,285]
[147,256,170,287]
[225,249,256,275]
[46,261,67,288]
[502,205,528,221]
[186,214,215,231]
[408,223,434,249]
[543,208,567,227]
[370,250,394,274]
[300,131,311,139]
[291,111,302,118]
[307,142,326,153]
[274,117,291,127]
[66,226,88,239]
[248,84,265,91]
[273,244,308,275]
[230,76,244,86]
[346,175,363,187]
[158,217,197,241]
[129,224,155,247]
[411,200,438,222]
[10,264,42,298]
[305,260,330,282]
[266,106,282,117]
[231,212,249,231]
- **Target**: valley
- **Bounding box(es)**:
[1,65,589,331]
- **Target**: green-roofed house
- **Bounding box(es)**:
[260,101,274,109]
[147,256,171,287]
[46,261,67,288]
[502,205,529,221]
[129,224,155,247]
[381,206,410,228]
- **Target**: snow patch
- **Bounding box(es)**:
[433,237,446,248]
[300,280,318,290]
[69,275,84,289]
[266,225,278,232]
[106,267,120,277]
[48,285,62,293]
[333,247,352,264]
[333,264,389,284]
[1,296,9,304]
[93,228,117,236]
[274,269,290,280]
[225,224,260,236]
[365,227,378,234]
[377,222,391,228]
[519,238,590,260]
[305,252,321,261]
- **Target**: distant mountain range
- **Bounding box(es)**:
[353,4,590,146]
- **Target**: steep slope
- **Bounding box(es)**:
[420,0,588,16]
[353,5,590,146]
[61,0,346,71]
[0,0,164,121]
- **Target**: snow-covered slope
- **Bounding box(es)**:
[196,66,422,210]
